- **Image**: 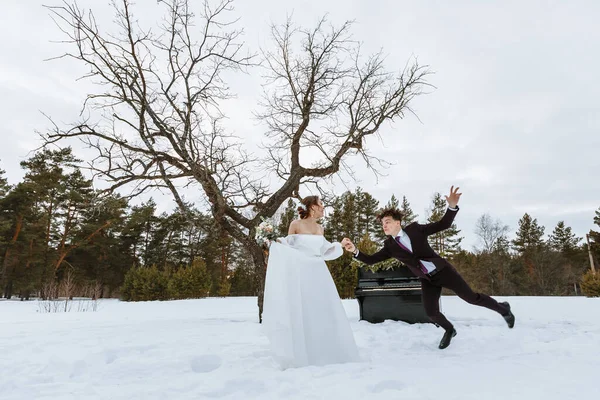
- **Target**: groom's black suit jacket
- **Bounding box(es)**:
[355,207,459,280]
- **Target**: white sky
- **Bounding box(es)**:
[1,0,599,250]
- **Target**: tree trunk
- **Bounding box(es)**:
[54,221,113,272]
[164,231,174,268]
[43,201,54,269]
[4,280,12,300]
[2,213,23,298]
[248,242,268,323]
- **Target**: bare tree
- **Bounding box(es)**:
[474,213,509,254]
[42,0,430,321]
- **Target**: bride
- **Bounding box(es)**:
[263,195,360,368]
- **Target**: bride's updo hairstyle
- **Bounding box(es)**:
[298,195,320,219]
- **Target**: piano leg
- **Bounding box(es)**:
[356,296,364,321]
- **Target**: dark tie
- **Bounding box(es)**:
[395,235,429,275]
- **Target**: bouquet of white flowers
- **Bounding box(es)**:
[255,218,277,247]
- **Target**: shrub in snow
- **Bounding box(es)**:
[121,258,211,301]
[581,270,600,297]
[167,258,211,299]
[121,265,169,301]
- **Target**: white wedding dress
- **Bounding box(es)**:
[263,234,360,368]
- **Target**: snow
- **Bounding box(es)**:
[0,296,598,400]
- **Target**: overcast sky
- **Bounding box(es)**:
[1,0,599,250]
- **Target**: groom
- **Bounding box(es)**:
[341,186,515,349]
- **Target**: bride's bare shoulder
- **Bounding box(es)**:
[288,220,324,236]
[288,219,300,234]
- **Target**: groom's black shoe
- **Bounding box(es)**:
[500,302,515,328]
[438,328,457,349]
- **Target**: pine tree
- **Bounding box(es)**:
[132,199,159,267]
[351,232,397,272]
[587,206,600,268]
[277,199,297,236]
[511,213,547,291]
[217,276,231,297]
[142,212,171,268]
[174,207,208,267]
[426,193,463,257]
[340,191,359,240]
[119,201,158,268]
[0,182,44,299]
[385,194,400,209]
[356,188,379,238]
[323,190,365,297]
[324,195,345,239]
[487,233,519,295]
[371,194,402,242]
[198,218,231,295]
[512,213,545,254]
[0,166,9,197]
[493,235,511,254]
[0,166,12,255]
[400,196,418,225]
[20,148,82,281]
[161,210,190,267]
[52,168,97,278]
[548,221,581,255]
[229,263,257,296]
[73,194,130,296]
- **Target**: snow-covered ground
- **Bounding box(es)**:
[0,296,598,400]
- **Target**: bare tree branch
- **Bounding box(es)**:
[474,213,510,254]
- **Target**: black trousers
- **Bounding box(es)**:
[421,265,509,331]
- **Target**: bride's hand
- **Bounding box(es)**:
[341,238,356,253]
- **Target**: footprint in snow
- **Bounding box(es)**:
[191,354,222,373]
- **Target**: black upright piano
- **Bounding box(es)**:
[354,264,432,324]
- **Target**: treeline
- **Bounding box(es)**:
[0,148,256,300]
[319,189,599,298]
[1,148,599,300]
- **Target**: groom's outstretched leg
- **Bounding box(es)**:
[436,266,511,318]
[421,280,453,331]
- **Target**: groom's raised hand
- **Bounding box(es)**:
[341,238,356,253]
[445,185,462,208]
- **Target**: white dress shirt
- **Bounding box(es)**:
[394,229,436,273]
